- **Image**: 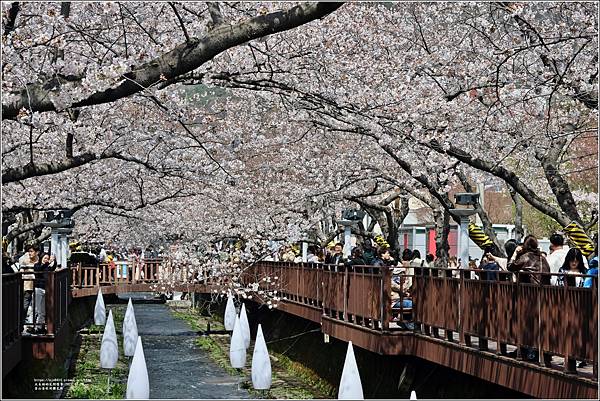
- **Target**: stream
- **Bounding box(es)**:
[119,293,249,399]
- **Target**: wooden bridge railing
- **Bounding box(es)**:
[413,266,598,376]
[18,268,71,336]
[244,261,412,331]
[243,262,597,377]
[72,259,162,288]
[2,272,22,350]
[5,259,597,382]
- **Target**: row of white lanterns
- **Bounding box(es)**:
[94,289,418,400]
[225,292,417,399]
[94,291,149,399]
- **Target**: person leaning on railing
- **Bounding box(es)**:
[32,253,57,334]
[507,235,550,285]
[557,248,587,287]
[18,245,39,328]
[583,257,598,288]
[2,250,15,274]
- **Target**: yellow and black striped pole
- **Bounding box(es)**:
[374,235,389,249]
[468,223,493,250]
[563,222,595,257]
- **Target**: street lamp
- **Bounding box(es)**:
[300,229,318,262]
[41,209,74,268]
[449,193,479,269]
[337,209,366,258]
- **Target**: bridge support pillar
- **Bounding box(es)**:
[564,357,577,373]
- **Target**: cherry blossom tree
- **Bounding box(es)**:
[205,1,597,236]
[2,2,597,273]
[1,2,343,253]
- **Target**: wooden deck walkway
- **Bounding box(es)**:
[2,260,597,398]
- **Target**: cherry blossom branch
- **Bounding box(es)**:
[168,2,190,42]
[1,148,172,185]
[428,139,572,227]
[206,3,224,29]
[2,2,343,119]
[2,2,20,37]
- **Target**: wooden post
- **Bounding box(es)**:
[46,271,56,335]
[516,273,523,360]
[459,269,465,345]
[343,266,348,321]
[381,266,391,332]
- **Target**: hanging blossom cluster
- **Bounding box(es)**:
[145,239,285,309]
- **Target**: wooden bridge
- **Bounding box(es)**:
[3,260,598,398]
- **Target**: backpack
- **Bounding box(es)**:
[482,262,499,281]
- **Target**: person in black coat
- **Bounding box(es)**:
[345,247,366,267]
[32,254,57,334]
[3,251,15,274]
[373,247,396,267]
[325,243,345,265]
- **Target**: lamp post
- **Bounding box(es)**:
[301,241,308,263]
[449,193,479,347]
[449,193,479,269]
[300,229,318,262]
[41,209,74,268]
[337,209,366,258]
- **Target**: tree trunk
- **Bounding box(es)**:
[456,170,505,257]
[539,139,582,224]
[433,208,450,267]
[508,186,524,242]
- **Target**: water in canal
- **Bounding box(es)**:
[119,293,248,399]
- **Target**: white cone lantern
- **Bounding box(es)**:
[230,315,246,368]
[100,310,118,369]
[239,303,251,349]
[338,341,363,400]
[224,293,236,331]
[94,289,106,326]
[410,390,417,400]
[123,299,139,357]
[251,324,272,390]
[123,298,133,335]
[126,336,150,399]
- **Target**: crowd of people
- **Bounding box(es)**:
[1,245,58,334]
[268,232,598,326]
[271,232,598,287]
[3,231,597,336]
